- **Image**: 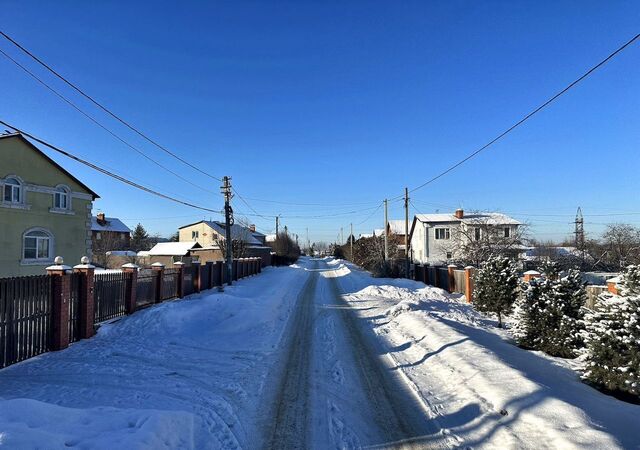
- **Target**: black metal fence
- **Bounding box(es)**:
[135,271,157,308]
[94,272,128,323]
[183,266,195,296]
[69,273,81,343]
[162,269,179,300]
[0,275,53,369]
[201,264,211,291]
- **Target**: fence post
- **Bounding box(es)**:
[152,262,164,303]
[73,256,95,339]
[447,264,457,293]
[122,263,139,314]
[206,261,214,289]
[192,261,201,293]
[47,256,71,351]
[433,266,440,288]
[174,261,185,298]
[464,266,475,303]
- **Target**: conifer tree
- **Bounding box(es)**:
[473,255,519,327]
[130,223,150,252]
[583,265,640,398]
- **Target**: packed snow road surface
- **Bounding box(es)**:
[261,259,447,449]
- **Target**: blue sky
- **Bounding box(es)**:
[1,1,638,243]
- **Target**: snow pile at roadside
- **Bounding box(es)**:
[0,399,194,449]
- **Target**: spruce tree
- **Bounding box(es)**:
[130,223,150,252]
[512,277,550,348]
[583,265,640,398]
[473,255,519,327]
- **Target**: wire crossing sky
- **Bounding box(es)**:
[1,1,638,242]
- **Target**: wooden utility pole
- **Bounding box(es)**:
[350,222,353,261]
[404,187,410,276]
[384,199,388,260]
[275,215,279,235]
[221,176,233,286]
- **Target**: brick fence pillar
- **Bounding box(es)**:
[151,262,165,303]
[47,256,71,351]
[465,266,475,303]
[73,256,95,339]
[192,261,201,293]
[448,264,457,293]
[523,270,541,283]
[174,261,185,298]
[122,263,139,314]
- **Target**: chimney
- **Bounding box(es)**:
[454,208,464,219]
[96,212,106,225]
[249,224,256,232]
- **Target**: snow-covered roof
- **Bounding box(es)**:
[388,220,406,234]
[359,233,373,239]
[415,212,520,226]
[265,234,277,243]
[91,216,131,233]
[148,242,202,256]
[106,250,137,257]
[179,221,264,246]
[373,228,385,237]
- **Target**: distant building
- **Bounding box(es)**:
[0,133,98,277]
[91,212,131,249]
[177,220,272,265]
[409,209,521,265]
[143,241,203,266]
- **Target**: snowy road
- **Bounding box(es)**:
[261,259,447,449]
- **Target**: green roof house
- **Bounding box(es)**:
[0,133,99,277]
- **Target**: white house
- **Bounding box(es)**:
[409,209,521,265]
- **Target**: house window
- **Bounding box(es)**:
[23,229,52,261]
[504,227,511,238]
[192,231,199,240]
[446,252,452,259]
[474,227,481,241]
[435,228,450,240]
[3,177,22,204]
[53,186,70,210]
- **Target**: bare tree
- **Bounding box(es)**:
[446,214,527,267]
[92,231,129,268]
[599,224,640,269]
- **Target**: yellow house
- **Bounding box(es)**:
[0,133,99,277]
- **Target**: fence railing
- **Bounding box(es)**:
[0,275,53,369]
[162,269,179,300]
[135,271,157,308]
[68,273,81,344]
[94,272,129,323]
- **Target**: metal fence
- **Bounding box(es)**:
[135,271,157,308]
[201,264,211,291]
[94,272,128,323]
[183,266,195,296]
[0,275,53,368]
[68,273,81,343]
[162,269,179,300]
[437,268,450,290]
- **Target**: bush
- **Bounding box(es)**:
[473,255,519,327]
[583,265,640,398]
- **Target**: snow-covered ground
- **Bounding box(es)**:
[1,256,638,449]
[0,261,312,449]
[333,258,640,449]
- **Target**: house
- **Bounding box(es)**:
[142,241,203,266]
[91,212,131,248]
[409,209,521,265]
[178,220,272,265]
[387,219,409,256]
[0,133,99,277]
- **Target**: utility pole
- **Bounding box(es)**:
[221,176,234,286]
[275,215,280,236]
[341,227,344,245]
[350,222,353,261]
[383,199,388,260]
[404,187,410,277]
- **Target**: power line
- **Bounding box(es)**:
[0,120,224,215]
[0,47,216,195]
[393,32,640,199]
[355,201,383,226]
[0,30,223,182]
